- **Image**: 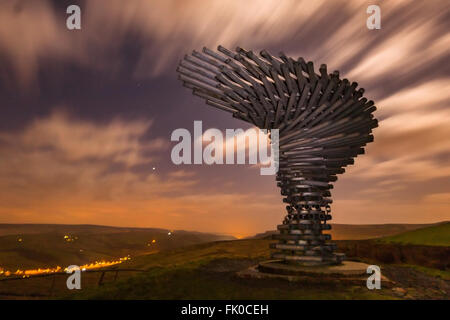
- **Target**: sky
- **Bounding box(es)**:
[0,0,449,238]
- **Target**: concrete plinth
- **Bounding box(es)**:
[236,260,393,287]
[259,260,368,277]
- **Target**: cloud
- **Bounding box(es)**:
[0,1,75,86]
[378,79,450,115]
[1,0,322,83]
[345,82,450,184]
[332,199,449,225]
[0,0,449,229]
[0,111,283,236]
[349,156,450,182]
[0,111,168,202]
[2,1,445,84]
[9,111,163,165]
[423,193,450,204]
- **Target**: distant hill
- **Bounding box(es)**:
[0,223,233,239]
[0,224,235,270]
[251,222,446,240]
[378,222,450,246]
[0,224,156,237]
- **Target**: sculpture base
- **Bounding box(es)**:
[258,259,367,277]
[236,260,394,287]
[271,252,345,266]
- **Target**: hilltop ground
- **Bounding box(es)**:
[0,223,448,300]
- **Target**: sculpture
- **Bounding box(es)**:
[177,46,377,266]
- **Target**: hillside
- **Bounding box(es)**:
[1,238,449,299]
[1,223,449,300]
[378,222,450,246]
[0,224,235,270]
[64,239,448,300]
[1,240,390,300]
[252,222,444,240]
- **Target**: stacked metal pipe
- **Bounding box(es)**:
[176,46,378,266]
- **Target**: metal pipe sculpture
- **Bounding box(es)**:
[176,46,378,266]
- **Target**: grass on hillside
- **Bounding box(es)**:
[378,222,450,247]
[63,240,394,300]
[1,239,448,300]
[1,223,449,299]
[403,265,450,281]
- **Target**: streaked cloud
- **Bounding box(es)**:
[4,0,446,85]
[0,0,448,232]
[0,111,282,236]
